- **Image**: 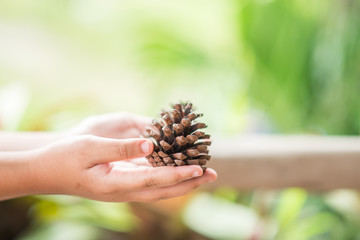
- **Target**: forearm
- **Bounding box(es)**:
[0,131,66,151]
[0,151,44,200]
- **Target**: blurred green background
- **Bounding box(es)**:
[0,0,360,239]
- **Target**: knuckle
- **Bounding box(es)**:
[118,143,129,159]
[143,168,159,188]
[144,176,158,188]
[171,168,183,183]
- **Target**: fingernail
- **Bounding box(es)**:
[140,141,151,154]
[192,170,202,177]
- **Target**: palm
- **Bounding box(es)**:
[93,158,151,178]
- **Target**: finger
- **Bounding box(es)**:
[127,113,153,130]
[108,165,205,190]
[121,128,144,139]
[102,112,152,130]
[131,168,217,202]
[87,137,153,165]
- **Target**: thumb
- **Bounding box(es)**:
[87,137,153,165]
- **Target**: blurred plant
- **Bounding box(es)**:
[273,189,360,239]
[182,188,360,240]
[238,0,360,134]
[0,82,30,130]
[0,0,360,240]
[182,192,261,240]
[19,196,136,240]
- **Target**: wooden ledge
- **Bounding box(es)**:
[207,135,360,190]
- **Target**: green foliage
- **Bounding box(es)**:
[0,0,360,240]
[18,196,136,240]
[273,191,359,240]
[182,189,360,240]
[238,0,360,134]
[275,188,307,230]
[182,193,260,240]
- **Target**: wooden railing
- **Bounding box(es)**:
[208,135,360,190]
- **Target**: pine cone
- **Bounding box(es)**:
[144,102,211,171]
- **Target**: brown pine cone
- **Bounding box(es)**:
[144,102,211,171]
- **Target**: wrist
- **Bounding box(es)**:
[28,147,67,196]
[0,150,44,200]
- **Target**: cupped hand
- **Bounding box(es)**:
[32,135,217,202]
[70,112,152,139]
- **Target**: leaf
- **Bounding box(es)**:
[275,188,307,229]
[182,193,259,240]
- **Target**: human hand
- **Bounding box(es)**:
[31,135,217,202]
[70,112,151,139]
